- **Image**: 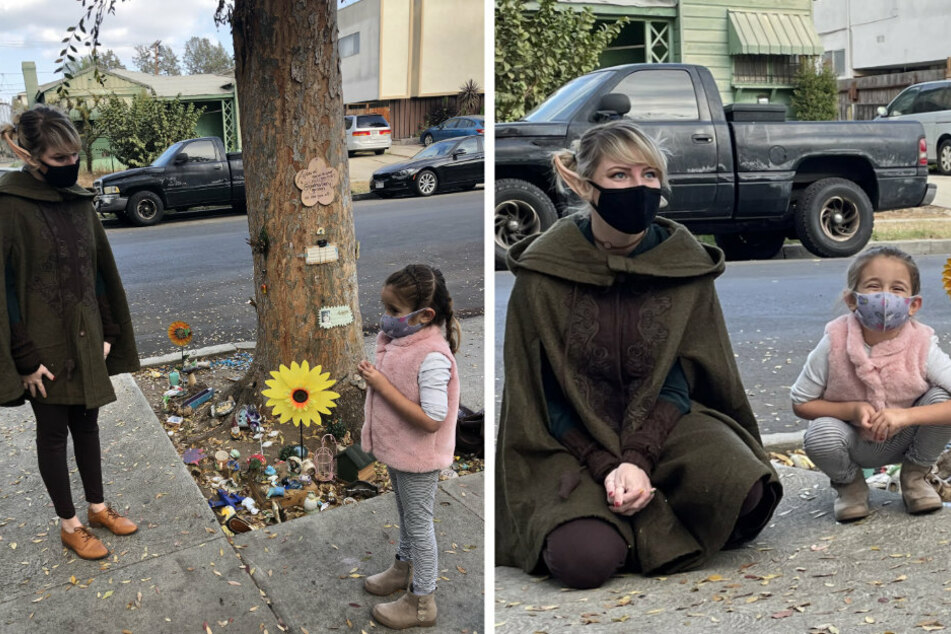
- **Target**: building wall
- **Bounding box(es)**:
[339,0,384,102]
[679,0,815,105]
[814,0,951,78]
[379,0,413,99]
[417,0,484,96]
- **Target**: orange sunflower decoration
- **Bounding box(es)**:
[168,321,193,366]
[944,257,951,299]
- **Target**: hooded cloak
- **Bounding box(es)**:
[496,215,781,575]
[0,170,139,408]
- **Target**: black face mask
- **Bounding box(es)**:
[40,160,80,188]
[588,181,661,235]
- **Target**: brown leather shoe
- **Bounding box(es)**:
[88,506,138,536]
[61,526,109,560]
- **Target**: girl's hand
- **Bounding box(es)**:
[868,408,908,443]
[103,341,111,360]
[357,360,390,391]
[852,402,876,430]
[604,463,654,516]
[21,364,55,399]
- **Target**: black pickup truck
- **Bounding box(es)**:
[94,136,244,226]
[495,63,936,264]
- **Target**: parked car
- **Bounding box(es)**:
[495,63,935,266]
[877,80,951,175]
[370,135,483,197]
[419,116,484,146]
[94,136,244,226]
[345,114,392,156]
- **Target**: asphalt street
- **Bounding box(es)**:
[495,252,951,436]
[106,189,483,357]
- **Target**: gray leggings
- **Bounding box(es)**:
[389,466,439,595]
[803,387,951,484]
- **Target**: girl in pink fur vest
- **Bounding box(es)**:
[792,246,951,523]
[357,264,461,630]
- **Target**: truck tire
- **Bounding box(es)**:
[714,230,786,261]
[794,178,873,258]
[495,178,557,269]
[126,191,165,227]
[938,139,951,176]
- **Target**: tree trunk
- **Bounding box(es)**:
[231,0,365,437]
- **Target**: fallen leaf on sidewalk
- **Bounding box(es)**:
[772,610,793,619]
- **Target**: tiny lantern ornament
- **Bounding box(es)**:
[315,434,336,481]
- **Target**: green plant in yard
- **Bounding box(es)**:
[791,60,838,121]
[95,93,201,167]
[496,0,627,122]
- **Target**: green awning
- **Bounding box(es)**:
[728,10,823,56]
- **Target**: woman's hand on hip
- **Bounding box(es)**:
[604,462,655,516]
[21,364,54,399]
[103,341,111,360]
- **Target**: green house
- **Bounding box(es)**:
[560,0,823,109]
[18,65,240,172]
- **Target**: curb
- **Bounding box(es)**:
[761,430,805,453]
[778,238,951,259]
[140,341,255,368]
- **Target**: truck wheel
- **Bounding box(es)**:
[495,178,557,269]
[714,230,786,261]
[126,191,165,227]
[938,139,951,175]
[794,178,873,258]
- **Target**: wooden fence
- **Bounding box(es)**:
[837,62,951,120]
[345,94,484,141]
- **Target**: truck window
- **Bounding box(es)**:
[455,137,479,154]
[523,71,612,123]
[612,69,700,120]
[887,87,919,117]
[187,140,218,162]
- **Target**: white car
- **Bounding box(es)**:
[345,114,392,157]
[878,80,951,175]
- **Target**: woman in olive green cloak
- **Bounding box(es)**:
[1,106,140,560]
[495,120,782,588]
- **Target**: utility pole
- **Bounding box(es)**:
[153,40,161,75]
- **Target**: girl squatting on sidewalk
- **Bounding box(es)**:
[792,246,951,522]
[358,264,461,629]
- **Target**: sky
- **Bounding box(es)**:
[0,0,236,108]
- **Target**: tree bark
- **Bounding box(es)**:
[231,0,365,436]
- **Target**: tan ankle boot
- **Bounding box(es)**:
[831,472,869,522]
[372,588,436,629]
[364,556,411,596]
[900,461,943,514]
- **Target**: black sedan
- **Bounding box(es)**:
[370,135,483,197]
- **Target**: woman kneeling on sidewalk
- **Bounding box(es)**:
[496,120,782,589]
[793,246,951,522]
[0,106,140,559]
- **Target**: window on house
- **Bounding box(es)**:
[734,55,807,85]
[822,49,846,77]
[339,32,360,58]
[596,20,670,67]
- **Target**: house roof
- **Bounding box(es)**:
[31,67,235,99]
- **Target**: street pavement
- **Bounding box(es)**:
[496,465,951,633]
[0,316,484,633]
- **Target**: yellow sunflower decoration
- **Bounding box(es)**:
[262,360,340,428]
[168,321,193,346]
[944,256,951,299]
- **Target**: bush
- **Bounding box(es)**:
[791,61,838,121]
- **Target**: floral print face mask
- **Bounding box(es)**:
[851,291,917,331]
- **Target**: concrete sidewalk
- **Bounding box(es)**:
[0,317,484,633]
[496,465,951,633]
